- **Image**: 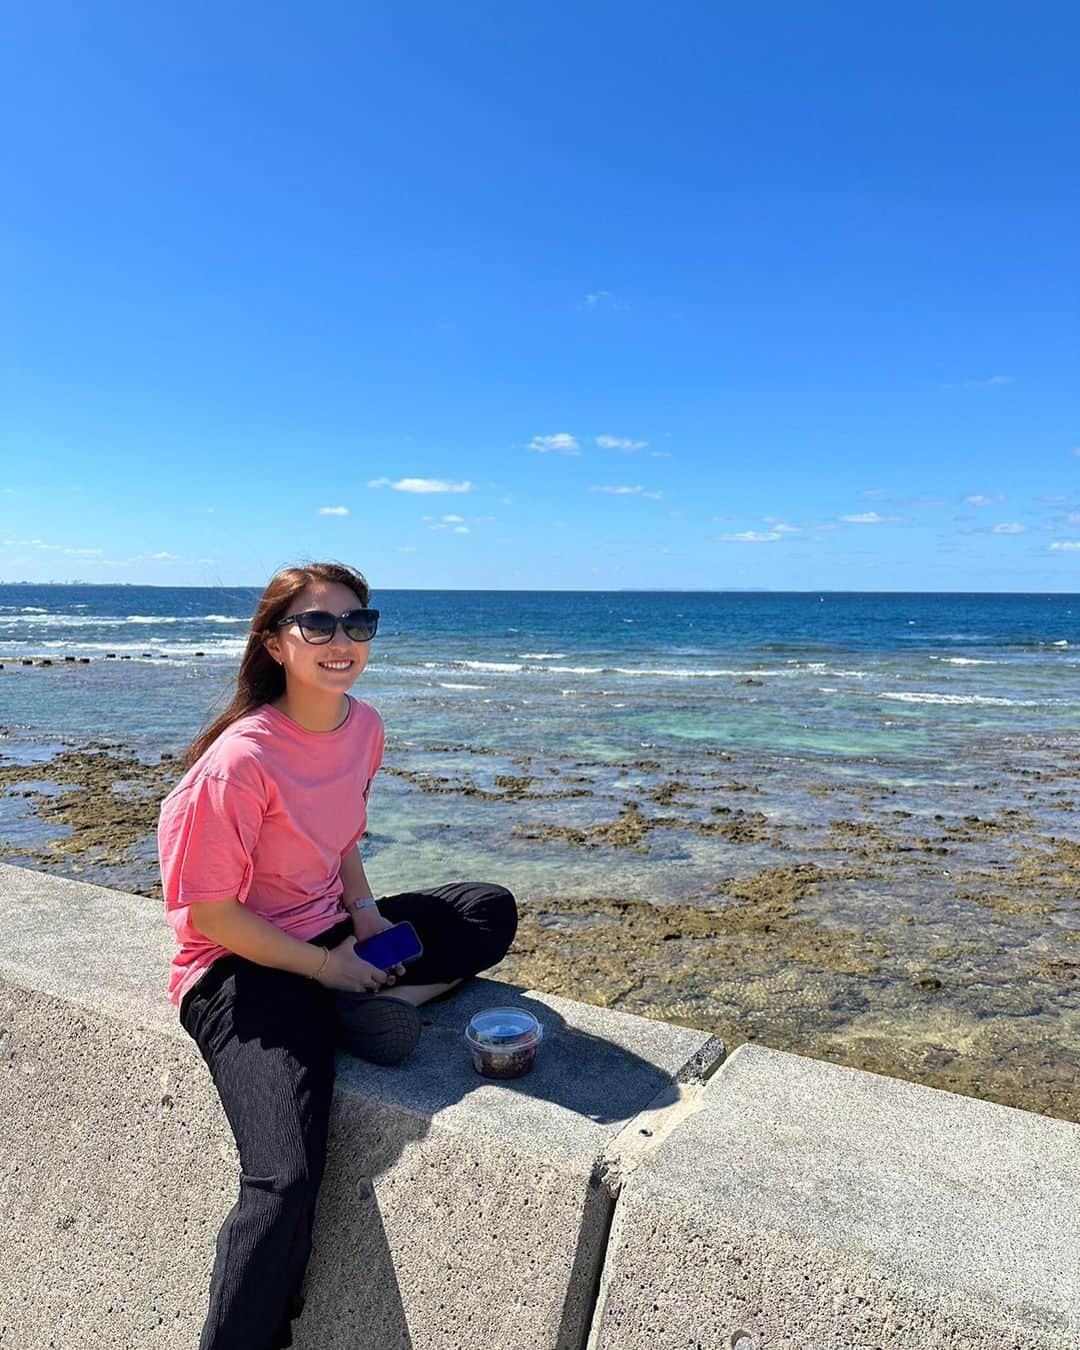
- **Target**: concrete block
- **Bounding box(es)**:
[587,1041,1080,1350]
[0,864,723,1349]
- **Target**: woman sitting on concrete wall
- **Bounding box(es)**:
[157,560,517,1350]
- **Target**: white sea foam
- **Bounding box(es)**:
[26,638,245,657]
[516,652,567,659]
[21,607,47,613]
[929,657,998,665]
[416,659,782,681]
[785,662,868,678]
[879,691,1047,707]
[2,615,130,628]
[542,665,781,679]
[438,682,486,691]
[6,612,247,628]
[458,660,523,673]
[1051,640,1069,648]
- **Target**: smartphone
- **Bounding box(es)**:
[354,921,424,972]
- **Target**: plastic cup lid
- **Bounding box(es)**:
[465,1006,543,1049]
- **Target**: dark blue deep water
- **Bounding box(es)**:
[0,586,1076,761]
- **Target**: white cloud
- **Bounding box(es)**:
[964,494,1002,507]
[152,551,180,560]
[583,291,611,307]
[453,526,470,534]
[720,530,783,543]
[596,435,649,451]
[589,485,663,499]
[1050,540,1080,551]
[441,514,464,524]
[319,506,349,516]
[2,538,104,556]
[528,433,579,455]
[369,477,472,494]
[762,518,800,534]
[839,512,899,524]
[945,375,1014,389]
[991,522,1026,534]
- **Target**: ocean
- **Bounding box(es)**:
[1,584,1077,762]
[1,584,1078,1119]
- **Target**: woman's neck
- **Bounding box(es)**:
[271,688,349,732]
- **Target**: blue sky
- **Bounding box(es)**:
[2,1,1078,590]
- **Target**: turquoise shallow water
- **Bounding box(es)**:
[1,585,1077,764]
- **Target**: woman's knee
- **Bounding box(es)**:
[241,1153,323,1213]
[464,883,518,969]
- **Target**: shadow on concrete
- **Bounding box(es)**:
[294,974,711,1350]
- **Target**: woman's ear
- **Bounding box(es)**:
[263,635,281,665]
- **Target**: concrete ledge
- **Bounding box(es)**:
[587,1041,1080,1350]
[4,861,1078,1349]
[0,864,721,1349]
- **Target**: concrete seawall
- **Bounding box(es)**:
[1,862,1077,1349]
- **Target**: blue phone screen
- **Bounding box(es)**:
[354,921,424,971]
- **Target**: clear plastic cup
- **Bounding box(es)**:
[464,1007,544,1078]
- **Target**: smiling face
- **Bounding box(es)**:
[262,579,372,697]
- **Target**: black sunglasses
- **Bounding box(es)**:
[272,608,380,644]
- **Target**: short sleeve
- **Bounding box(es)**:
[339,707,385,856]
[364,710,386,800]
[157,771,266,909]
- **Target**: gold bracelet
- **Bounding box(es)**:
[311,947,331,981]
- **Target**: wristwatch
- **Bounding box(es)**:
[344,897,378,915]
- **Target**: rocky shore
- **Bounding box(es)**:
[1,736,1076,1124]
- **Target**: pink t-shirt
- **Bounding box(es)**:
[157,695,385,1007]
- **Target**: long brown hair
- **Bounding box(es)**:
[182,561,371,769]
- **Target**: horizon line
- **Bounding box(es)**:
[2,581,1079,598]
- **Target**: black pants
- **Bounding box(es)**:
[179,882,517,1350]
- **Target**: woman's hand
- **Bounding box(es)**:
[348,906,407,981]
[349,903,389,943]
[317,935,403,994]
[318,934,407,999]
